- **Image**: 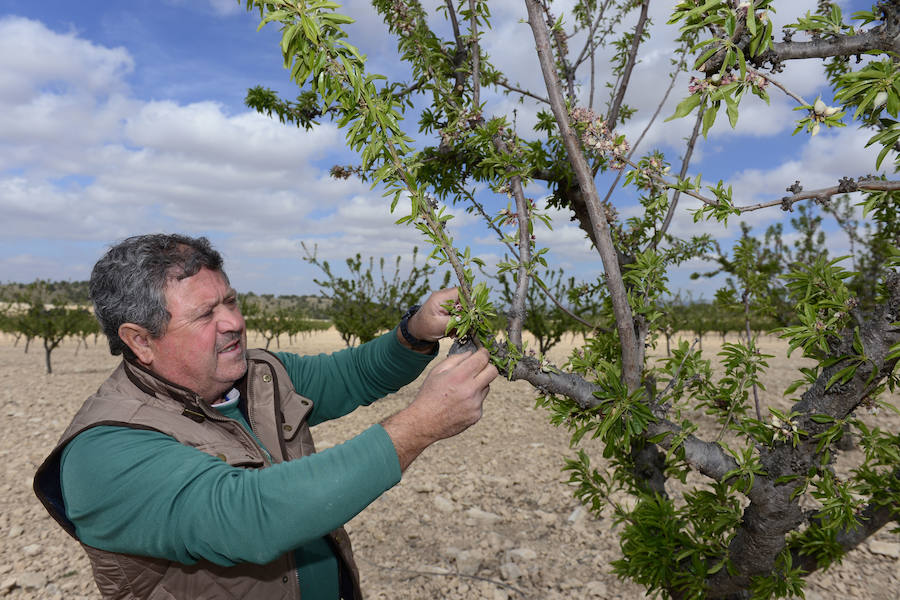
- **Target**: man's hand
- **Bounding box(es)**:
[406,287,459,343]
[381,348,498,472]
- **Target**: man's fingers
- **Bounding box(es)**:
[430,287,458,307]
[473,362,499,388]
[431,350,470,374]
[456,347,491,375]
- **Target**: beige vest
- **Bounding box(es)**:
[34,349,362,600]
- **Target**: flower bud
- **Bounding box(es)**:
[710,73,722,84]
[813,98,826,115]
[811,122,820,136]
[872,90,888,109]
[823,106,839,117]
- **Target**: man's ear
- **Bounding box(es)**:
[119,323,154,365]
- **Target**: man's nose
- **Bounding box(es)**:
[218,305,245,332]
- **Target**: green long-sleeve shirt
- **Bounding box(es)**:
[60,330,435,599]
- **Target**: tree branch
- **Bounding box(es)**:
[468,0,481,108]
[657,97,705,242]
[525,0,642,393]
[707,273,900,595]
[506,355,741,484]
[606,0,650,127]
[794,477,900,574]
[747,66,806,106]
[762,27,900,64]
[469,197,606,333]
[496,78,550,104]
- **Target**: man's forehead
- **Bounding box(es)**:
[165,269,234,305]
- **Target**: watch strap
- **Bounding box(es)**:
[399,305,436,350]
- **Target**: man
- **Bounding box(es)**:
[34,233,498,600]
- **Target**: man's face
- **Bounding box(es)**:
[144,267,247,402]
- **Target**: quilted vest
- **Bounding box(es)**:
[33,349,362,600]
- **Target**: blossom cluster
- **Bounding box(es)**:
[687,71,769,95]
[388,1,415,35]
[570,107,629,170]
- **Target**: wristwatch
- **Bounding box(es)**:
[399,305,436,350]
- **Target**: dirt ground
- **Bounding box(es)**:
[0,329,898,599]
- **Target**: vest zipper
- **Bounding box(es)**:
[189,394,272,467]
[248,359,291,461]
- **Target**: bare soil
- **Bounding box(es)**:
[1,330,897,599]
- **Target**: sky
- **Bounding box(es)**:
[0,0,888,301]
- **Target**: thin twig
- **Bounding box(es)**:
[572,0,614,69]
[496,79,550,104]
[656,95,705,244]
[606,0,649,128]
[743,290,762,421]
[469,197,605,332]
[509,178,531,347]
[654,337,700,414]
[539,0,576,101]
[746,66,807,106]
[468,0,480,108]
[617,149,900,211]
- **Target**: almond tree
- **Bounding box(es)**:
[302,245,449,345]
[8,281,95,373]
[243,1,899,597]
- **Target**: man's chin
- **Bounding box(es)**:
[218,350,248,380]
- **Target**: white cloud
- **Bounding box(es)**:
[0,14,459,294]
[207,0,243,16]
[0,16,133,100]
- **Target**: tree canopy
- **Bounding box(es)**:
[243,1,899,597]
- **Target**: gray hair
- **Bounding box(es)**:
[90,234,226,358]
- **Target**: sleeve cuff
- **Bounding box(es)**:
[358,424,403,485]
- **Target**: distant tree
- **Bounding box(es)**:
[4,281,97,372]
[241,296,327,350]
[304,245,449,346]
[498,268,584,355]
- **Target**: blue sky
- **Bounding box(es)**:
[0,0,887,300]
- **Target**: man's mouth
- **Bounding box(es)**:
[217,338,241,354]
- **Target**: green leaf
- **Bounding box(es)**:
[701,103,718,136]
[666,94,703,121]
[725,95,739,128]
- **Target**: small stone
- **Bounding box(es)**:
[464,507,502,524]
[585,580,607,597]
[412,481,435,493]
[567,506,584,523]
[0,577,16,593]
[454,550,482,576]
[480,531,503,552]
[559,578,581,590]
[534,510,556,524]
[433,495,455,513]
[7,526,23,538]
[868,540,900,558]
[22,544,41,557]
[499,562,523,582]
[567,505,589,530]
[508,547,537,561]
[17,571,46,590]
